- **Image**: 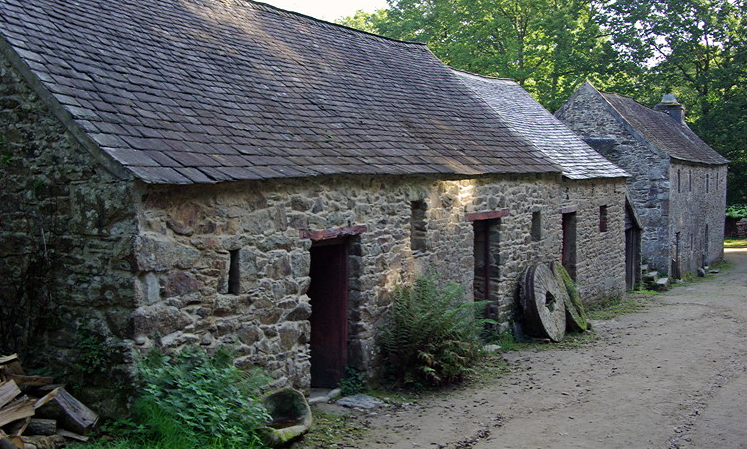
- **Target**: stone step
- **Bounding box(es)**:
[641,264,650,272]
[643,271,660,281]
[654,277,670,291]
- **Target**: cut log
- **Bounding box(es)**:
[56,429,87,442]
[0,398,35,427]
[0,355,25,377]
[33,389,60,411]
[0,430,17,449]
[18,435,66,449]
[26,420,56,436]
[6,376,54,388]
[5,416,30,437]
[49,389,98,434]
[0,381,21,409]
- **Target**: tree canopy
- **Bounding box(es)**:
[337,0,747,204]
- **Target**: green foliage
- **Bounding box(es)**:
[378,275,490,388]
[587,296,647,320]
[726,204,747,218]
[339,366,366,396]
[130,346,271,449]
[74,321,109,375]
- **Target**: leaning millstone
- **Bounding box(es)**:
[336,394,384,409]
[551,261,588,332]
[258,388,312,448]
[520,264,566,342]
[697,267,706,277]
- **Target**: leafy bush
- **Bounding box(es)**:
[378,276,491,388]
[726,204,747,218]
[339,366,366,396]
[133,346,271,449]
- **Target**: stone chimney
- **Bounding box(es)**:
[653,94,686,125]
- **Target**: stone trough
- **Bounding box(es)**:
[258,388,312,447]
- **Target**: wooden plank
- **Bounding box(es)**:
[465,208,510,221]
[0,398,35,427]
[0,381,21,409]
[56,429,88,442]
[32,388,60,410]
[299,225,367,241]
[6,376,54,388]
[50,389,98,434]
[0,355,18,365]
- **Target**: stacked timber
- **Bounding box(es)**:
[0,355,98,449]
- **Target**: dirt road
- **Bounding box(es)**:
[338,248,747,449]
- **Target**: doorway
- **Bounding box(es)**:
[308,238,349,388]
[624,202,642,290]
[473,219,500,318]
[562,212,577,281]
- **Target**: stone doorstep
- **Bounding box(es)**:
[308,388,341,405]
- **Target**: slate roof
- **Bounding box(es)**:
[454,71,628,180]
[600,92,728,165]
[0,0,560,184]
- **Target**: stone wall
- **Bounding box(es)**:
[133,171,628,391]
[0,56,139,413]
[564,178,628,301]
[557,85,672,273]
[668,162,727,274]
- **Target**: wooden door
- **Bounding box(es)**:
[473,219,499,318]
[308,240,348,388]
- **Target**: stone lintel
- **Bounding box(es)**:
[299,225,368,241]
[465,209,510,221]
[559,205,579,214]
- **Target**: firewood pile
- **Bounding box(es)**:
[0,354,99,449]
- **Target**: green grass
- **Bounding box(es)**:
[586,295,648,320]
[290,410,368,448]
[724,238,747,247]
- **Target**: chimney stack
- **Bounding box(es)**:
[654,94,686,125]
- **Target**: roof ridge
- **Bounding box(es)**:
[202,0,428,48]
[448,67,516,82]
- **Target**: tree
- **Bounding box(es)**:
[340,0,633,110]
[601,0,747,203]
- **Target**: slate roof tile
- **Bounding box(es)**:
[601,92,728,165]
[455,71,628,180]
[0,0,560,184]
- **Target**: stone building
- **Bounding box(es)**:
[557,82,728,278]
[454,72,630,299]
[0,0,627,407]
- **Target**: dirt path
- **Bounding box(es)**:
[326,248,747,449]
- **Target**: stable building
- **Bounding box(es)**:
[0,0,629,411]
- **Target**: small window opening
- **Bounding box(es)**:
[228,249,240,295]
[411,200,427,253]
[531,211,542,241]
[689,170,692,192]
[706,174,710,193]
[716,172,719,188]
[677,169,681,193]
[599,205,608,232]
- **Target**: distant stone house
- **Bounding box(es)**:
[557,82,728,278]
[0,0,627,407]
[454,72,630,300]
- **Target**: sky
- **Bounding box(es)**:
[258,0,388,21]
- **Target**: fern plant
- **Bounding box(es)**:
[378,276,491,388]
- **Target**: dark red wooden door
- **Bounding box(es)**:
[308,241,348,388]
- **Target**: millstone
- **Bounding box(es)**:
[520,264,566,342]
[551,261,588,332]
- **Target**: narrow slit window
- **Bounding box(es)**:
[706,173,710,193]
[599,206,608,232]
[677,169,681,193]
[689,170,692,192]
[410,200,427,253]
[531,211,542,241]
[228,249,240,295]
